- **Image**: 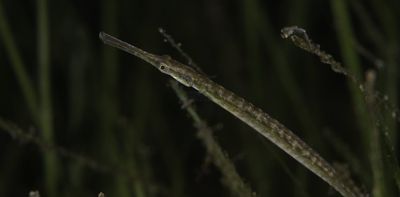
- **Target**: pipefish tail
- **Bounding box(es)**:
[99,32,366,197]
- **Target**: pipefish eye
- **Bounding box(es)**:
[159,64,165,70]
[158,62,169,73]
[158,55,171,71]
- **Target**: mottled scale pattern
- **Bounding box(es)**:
[190,76,363,197]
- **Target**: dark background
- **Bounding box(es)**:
[0,0,399,196]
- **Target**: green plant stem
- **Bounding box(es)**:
[128,70,156,197]
[100,0,131,196]
[242,0,263,100]
[241,1,276,194]
[37,0,57,195]
[121,120,147,197]
[331,0,387,196]
[245,0,321,148]
[0,1,38,117]
[368,1,399,191]
[242,2,319,194]
[371,0,399,150]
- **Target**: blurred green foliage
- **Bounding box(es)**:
[0,0,399,196]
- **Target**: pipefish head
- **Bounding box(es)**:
[99,32,197,87]
[99,32,198,87]
[156,55,197,87]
